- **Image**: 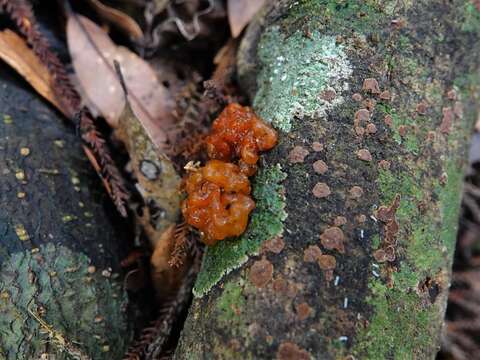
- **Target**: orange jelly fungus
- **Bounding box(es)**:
[182,160,255,245]
[206,103,278,175]
[183,104,277,245]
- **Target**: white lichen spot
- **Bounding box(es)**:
[255,28,353,132]
[102,269,112,278]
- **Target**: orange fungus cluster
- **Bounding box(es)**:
[182,160,255,245]
[205,103,278,176]
[182,103,278,245]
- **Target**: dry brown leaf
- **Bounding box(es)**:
[227,0,267,38]
[0,29,64,115]
[86,0,143,40]
[67,14,174,150]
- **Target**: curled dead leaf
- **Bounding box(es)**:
[227,0,267,38]
[85,0,143,40]
[67,14,174,150]
[0,30,64,115]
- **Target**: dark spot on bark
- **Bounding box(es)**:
[228,339,242,352]
[303,245,322,262]
[384,115,393,127]
[296,302,312,321]
[319,89,336,102]
[373,249,387,263]
[324,269,334,282]
[439,172,448,186]
[363,98,377,111]
[249,258,273,288]
[273,278,288,294]
[312,182,331,198]
[447,89,457,100]
[357,149,372,162]
[352,93,363,102]
[379,90,391,100]
[313,160,328,174]
[288,146,309,163]
[318,254,336,270]
[439,107,454,134]
[349,186,364,199]
[147,199,166,229]
[366,123,377,134]
[362,78,381,94]
[416,101,428,115]
[378,159,391,170]
[356,214,367,223]
[354,109,370,126]
[419,277,440,303]
[384,245,396,262]
[320,227,345,253]
[398,125,407,137]
[311,142,324,152]
[334,216,347,226]
[355,126,365,136]
[376,194,401,222]
[262,236,285,254]
[277,341,310,360]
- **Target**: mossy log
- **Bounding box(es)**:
[0,67,132,359]
[175,1,480,359]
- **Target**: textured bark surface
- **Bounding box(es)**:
[176,1,480,359]
[0,67,132,359]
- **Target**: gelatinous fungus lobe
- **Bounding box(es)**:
[182,103,277,245]
[206,103,278,175]
[182,160,255,245]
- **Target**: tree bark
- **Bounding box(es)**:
[175,1,480,359]
[0,66,132,359]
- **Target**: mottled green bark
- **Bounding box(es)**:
[0,67,132,359]
[176,1,480,359]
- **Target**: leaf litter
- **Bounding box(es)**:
[67,13,174,150]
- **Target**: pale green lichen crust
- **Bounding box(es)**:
[193,165,287,297]
[254,28,353,132]
[0,243,130,359]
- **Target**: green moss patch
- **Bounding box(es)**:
[354,280,440,359]
[216,280,247,329]
[283,0,385,33]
